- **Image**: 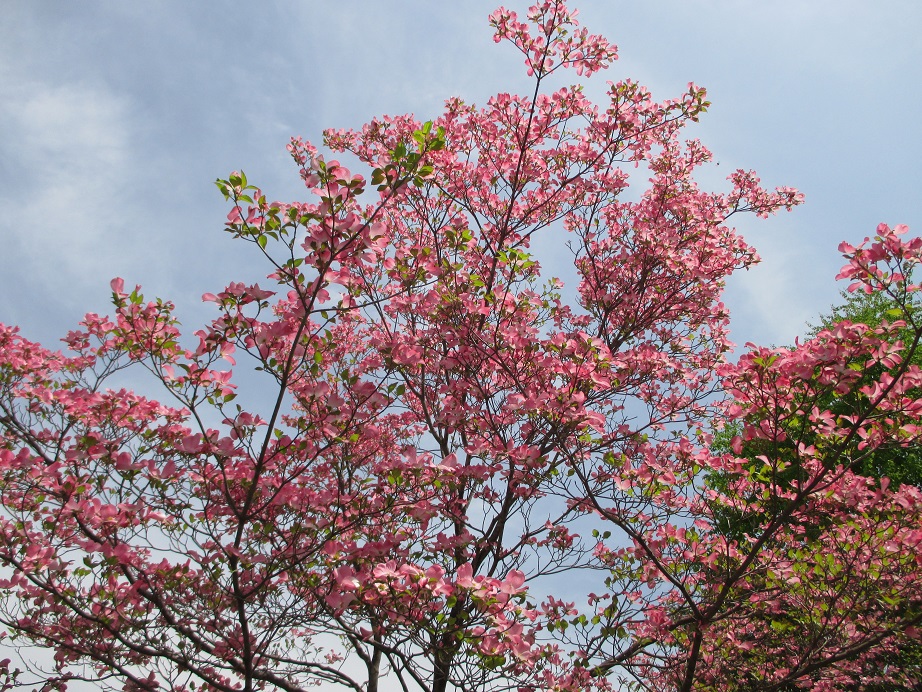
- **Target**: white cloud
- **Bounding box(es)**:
[0,75,140,299]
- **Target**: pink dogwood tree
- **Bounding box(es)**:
[0,2,920,690]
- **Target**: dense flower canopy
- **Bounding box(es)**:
[0,3,919,691]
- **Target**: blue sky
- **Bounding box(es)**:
[2,1,920,351]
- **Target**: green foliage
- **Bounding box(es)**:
[808,289,922,488]
[707,288,922,690]
[710,289,922,538]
